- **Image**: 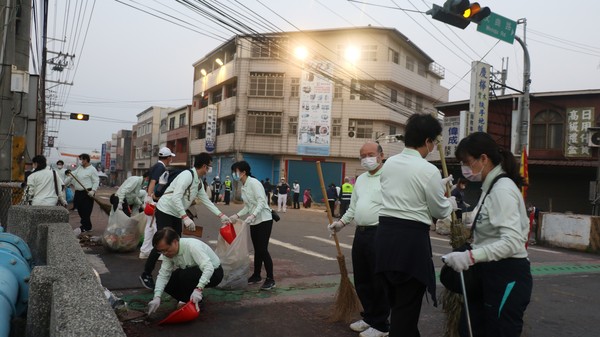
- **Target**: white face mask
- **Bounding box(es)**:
[426,140,436,157]
[57,165,63,169]
[461,164,483,182]
[207,166,213,174]
[361,157,380,171]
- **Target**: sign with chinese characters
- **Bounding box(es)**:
[476,12,517,44]
[297,61,333,156]
[442,112,467,158]
[565,107,594,158]
[205,104,217,153]
[101,143,106,168]
[468,61,490,135]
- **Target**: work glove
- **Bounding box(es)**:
[144,195,154,205]
[219,213,231,225]
[441,175,453,188]
[327,220,345,234]
[464,202,471,208]
[88,190,95,198]
[442,251,474,272]
[448,196,458,211]
[117,202,123,211]
[190,288,203,304]
[147,296,161,315]
[183,216,196,231]
[229,214,239,223]
[243,214,256,226]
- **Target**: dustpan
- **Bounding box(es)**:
[158,301,199,325]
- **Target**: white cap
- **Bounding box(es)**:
[215,176,220,179]
[158,147,176,157]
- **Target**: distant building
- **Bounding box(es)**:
[132,106,173,176]
[189,26,449,200]
[112,129,132,184]
[166,105,191,167]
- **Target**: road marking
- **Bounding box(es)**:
[269,238,336,261]
[208,240,217,245]
[431,236,450,242]
[305,236,353,250]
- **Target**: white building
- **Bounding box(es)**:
[132,106,173,176]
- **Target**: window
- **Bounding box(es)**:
[350,79,374,100]
[249,72,284,97]
[332,118,342,137]
[406,56,415,72]
[178,141,187,153]
[390,89,398,103]
[247,111,282,135]
[250,37,287,58]
[531,110,563,150]
[225,82,237,98]
[361,45,377,61]
[145,122,152,134]
[415,95,423,112]
[137,126,144,136]
[197,124,206,139]
[289,117,298,135]
[417,62,427,77]
[200,94,209,108]
[350,119,373,139]
[179,114,186,127]
[168,117,175,130]
[334,82,343,99]
[404,91,413,109]
[290,77,300,98]
[389,125,397,136]
[389,48,399,64]
[212,89,223,103]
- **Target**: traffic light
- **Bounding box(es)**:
[69,113,89,121]
[427,0,490,29]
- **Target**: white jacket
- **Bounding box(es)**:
[116,176,144,206]
[27,168,65,206]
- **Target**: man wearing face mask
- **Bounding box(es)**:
[375,114,457,337]
[64,153,99,235]
[327,142,390,337]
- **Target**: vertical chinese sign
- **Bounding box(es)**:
[468,61,491,135]
[297,61,333,156]
[442,115,465,158]
[205,104,217,153]
[565,107,594,158]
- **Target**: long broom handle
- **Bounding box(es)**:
[316,161,343,257]
[437,140,458,223]
[460,271,474,337]
[67,171,90,193]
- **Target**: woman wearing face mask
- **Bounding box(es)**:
[442,132,532,337]
[26,155,67,206]
[229,160,275,291]
[375,114,456,337]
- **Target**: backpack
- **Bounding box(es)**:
[154,169,194,198]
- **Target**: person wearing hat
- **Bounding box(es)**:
[64,153,99,235]
[26,155,67,206]
[223,175,232,205]
[146,147,176,203]
[211,176,222,204]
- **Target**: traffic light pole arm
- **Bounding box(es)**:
[515,35,531,154]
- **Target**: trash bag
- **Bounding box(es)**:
[215,220,250,290]
[65,187,74,204]
[102,210,146,253]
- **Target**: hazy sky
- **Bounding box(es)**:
[41,0,600,158]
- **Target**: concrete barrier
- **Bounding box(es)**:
[7,206,126,337]
[539,212,600,253]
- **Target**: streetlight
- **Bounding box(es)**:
[215,58,224,66]
[294,46,308,60]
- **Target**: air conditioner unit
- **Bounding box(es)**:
[348,127,356,138]
[588,127,600,147]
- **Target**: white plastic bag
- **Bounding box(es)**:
[215,220,250,290]
[102,210,145,253]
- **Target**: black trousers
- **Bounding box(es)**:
[353,227,390,332]
[250,220,274,279]
[144,209,183,275]
[293,193,300,208]
[380,273,425,337]
[224,190,231,205]
[164,266,224,302]
[328,200,336,216]
[74,190,94,231]
[340,200,350,217]
[460,258,532,337]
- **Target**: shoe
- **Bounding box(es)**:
[139,252,150,259]
[359,327,389,337]
[73,228,82,237]
[283,209,286,213]
[350,320,370,332]
[260,278,276,290]
[248,275,262,284]
[277,209,282,212]
[139,273,155,289]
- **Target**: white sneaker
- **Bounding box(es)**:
[73,227,82,237]
[139,252,150,259]
[359,327,389,337]
[350,320,370,332]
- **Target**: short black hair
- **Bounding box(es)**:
[194,152,212,169]
[32,155,47,170]
[79,153,91,162]
[403,114,442,148]
[231,161,252,176]
[152,227,179,247]
[56,160,64,165]
[142,171,150,178]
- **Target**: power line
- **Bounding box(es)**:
[347,0,425,13]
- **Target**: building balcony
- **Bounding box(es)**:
[191,97,237,126]
[194,62,237,95]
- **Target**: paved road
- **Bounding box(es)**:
[72,187,600,337]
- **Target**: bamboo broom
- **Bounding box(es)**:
[67,172,112,216]
[316,161,362,323]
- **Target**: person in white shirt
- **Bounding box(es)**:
[147,228,223,315]
[229,160,275,291]
[292,180,301,209]
[442,132,532,337]
[26,155,66,206]
[64,153,99,234]
[328,142,390,337]
[55,160,67,182]
[375,114,456,337]
[139,153,230,290]
[112,172,149,216]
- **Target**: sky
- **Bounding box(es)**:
[38,0,600,157]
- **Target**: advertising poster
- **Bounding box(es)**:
[468,61,491,134]
[442,114,466,158]
[205,104,217,153]
[565,107,594,158]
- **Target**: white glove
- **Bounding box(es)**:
[327,220,345,234]
[158,172,169,185]
[88,190,95,198]
[448,196,458,210]
[190,288,203,304]
[441,175,453,188]
[117,202,123,211]
[148,296,161,315]
[144,195,154,205]
[219,213,231,225]
[244,214,256,225]
[183,216,196,231]
[229,214,239,222]
[464,202,471,208]
[442,251,474,272]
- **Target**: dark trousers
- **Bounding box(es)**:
[340,200,350,217]
[250,220,274,279]
[328,200,336,216]
[353,227,390,332]
[380,273,426,337]
[293,193,300,208]
[460,258,532,337]
[164,266,224,302]
[224,190,231,205]
[212,191,220,203]
[74,190,94,231]
[144,209,183,275]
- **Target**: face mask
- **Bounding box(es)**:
[57,165,63,169]
[232,173,240,181]
[461,163,483,182]
[207,166,213,174]
[426,140,435,157]
[361,157,380,171]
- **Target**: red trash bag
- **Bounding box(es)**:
[219,223,236,244]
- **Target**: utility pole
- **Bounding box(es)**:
[37,0,49,155]
[515,18,531,155]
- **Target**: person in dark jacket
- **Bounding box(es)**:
[451,178,470,220]
[326,183,338,217]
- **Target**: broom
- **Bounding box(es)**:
[437,140,470,337]
[67,172,113,216]
[315,161,362,322]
